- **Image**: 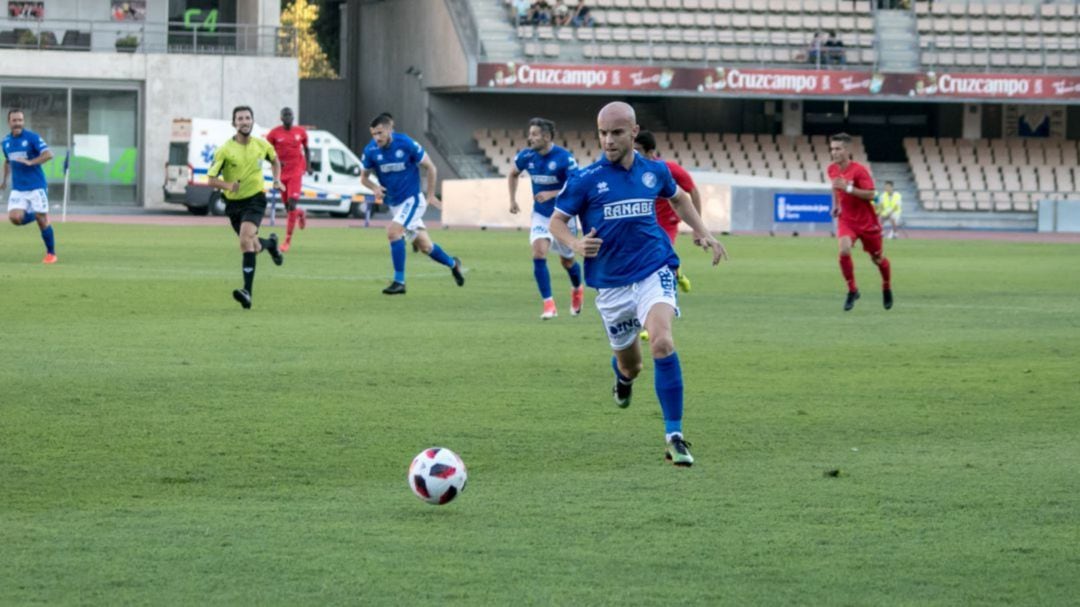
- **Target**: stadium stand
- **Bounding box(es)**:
[475,129,867,181]
[907,137,1079,212]
[917,1,1080,70]
[512,0,878,66]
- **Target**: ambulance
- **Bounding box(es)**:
[163,117,380,217]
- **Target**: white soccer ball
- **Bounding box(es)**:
[408,447,467,505]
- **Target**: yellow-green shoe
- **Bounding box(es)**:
[676,271,691,294]
[664,435,694,467]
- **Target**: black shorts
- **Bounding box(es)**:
[225,192,267,234]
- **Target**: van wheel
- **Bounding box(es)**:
[187,205,210,216]
[348,202,363,218]
[329,211,349,218]
[209,192,226,216]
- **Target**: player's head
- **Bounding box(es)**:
[884,180,894,192]
[633,130,660,160]
[369,113,394,148]
[232,106,254,135]
[7,108,24,136]
[829,132,852,165]
[597,102,638,165]
[526,117,555,151]
[280,107,294,128]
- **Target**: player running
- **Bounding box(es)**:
[206,105,285,309]
[826,132,893,311]
[550,102,727,467]
[2,108,56,263]
[265,107,310,253]
[633,130,699,294]
[508,117,584,320]
[360,113,464,295]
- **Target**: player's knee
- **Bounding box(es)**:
[649,334,676,358]
[418,241,434,254]
[8,216,20,225]
[559,257,575,269]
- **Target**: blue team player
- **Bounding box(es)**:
[360,113,464,295]
[2,108,56,263]
[549,102,727,467]
[507,117,584,320]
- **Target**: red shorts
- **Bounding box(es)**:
[838,222,883,256]
[280,173,303,201]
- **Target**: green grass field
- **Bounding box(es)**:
[2,222,1078,605]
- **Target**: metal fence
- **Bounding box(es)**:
[0,19,297,57]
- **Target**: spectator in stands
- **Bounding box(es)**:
[800,32,824,65]
[875,181,902,239]
[824,31,846,65]
[530,0,553,24]
[509,0,532,25]
[570,0,593,27]
[553,0,573,26]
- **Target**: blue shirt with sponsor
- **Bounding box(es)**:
[2,129,49,192]
[360,132,424,207]
[513,145,577,217]
[555,152,680,289]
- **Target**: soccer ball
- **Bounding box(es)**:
[408,447,468,505]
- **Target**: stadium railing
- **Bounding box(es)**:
[0,19,297,57]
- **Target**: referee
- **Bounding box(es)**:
[207,105,285,309]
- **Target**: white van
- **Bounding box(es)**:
[163,117,381,217]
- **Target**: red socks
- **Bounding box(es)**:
[876,257,891,290]
[839,254,856,293]
[286,209,297,239]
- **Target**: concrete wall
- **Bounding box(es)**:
[299,79,351,147]
[0,50,298,208]
[347,0,469,182]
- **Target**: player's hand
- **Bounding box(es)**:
[509,200,520,214]
[534,190,557,203]
[229,181,240,193]
[15,157,32,166]
[831,206,840,219]
[373,185,387,199]
[693,232,728,265]
[428,194,442,210]
[272,179,284,192]
[831,177,848,190]
[578,228,602,258]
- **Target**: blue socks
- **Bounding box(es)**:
[41,225,55,254]
[653,352,684,435]
[21,211,36,225]
[428,243,455,268]
[566,261,582,288]
[390,238,406,283]
[534,259,552,299]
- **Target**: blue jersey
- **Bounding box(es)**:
[360,132,425,207]
[513,145,577,217]
[3,129,49,191]
[555,152,680,289]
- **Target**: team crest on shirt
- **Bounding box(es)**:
[528,162,535,170]
[395,150,404,158]
[597,181,609,194]
[642,172,657,188]
[377,154,383,161]
[21,140,28,147]
[548,160,557,171]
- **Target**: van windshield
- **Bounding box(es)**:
[329,149,360,175]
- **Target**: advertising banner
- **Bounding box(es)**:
[476,63,1080,102]
[774,193,833,223]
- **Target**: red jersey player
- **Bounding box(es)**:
[826,132,893,311]
[633,130,700,294]
[265,107,310,253]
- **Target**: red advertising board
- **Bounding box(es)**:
[476,62,1080,101]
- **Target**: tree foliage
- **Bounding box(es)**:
[281,0,338,79]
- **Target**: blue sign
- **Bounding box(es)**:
[774,193,833,223]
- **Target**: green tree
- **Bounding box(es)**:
[281,0,338,79]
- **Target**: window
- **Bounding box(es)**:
[329,148,358,175]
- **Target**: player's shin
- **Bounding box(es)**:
[242,251,256,293]
[390,238,407,283]
[40,225,55,254]
[839,254,857,292]
[534,259,552,299]
[654,352,684,436]
[427,243,455,268]
[876,256,891,290]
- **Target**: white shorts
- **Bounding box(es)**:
[391,193,427,240]
[595,266,680,351]
[530,211,577,258]
[7,189,48,214]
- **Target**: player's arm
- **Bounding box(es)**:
[831,169,875,201]
[1,158,9,189]
[688,185,703,215]
[830,190,840,219]
[419,154,440,209]
[360,168,384,200]
[507,165,522,214]
[269,151,284,191]
[668,187,727,265]
[24,149,53,165]
[550,210,601,258]
[206,150,238,193]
